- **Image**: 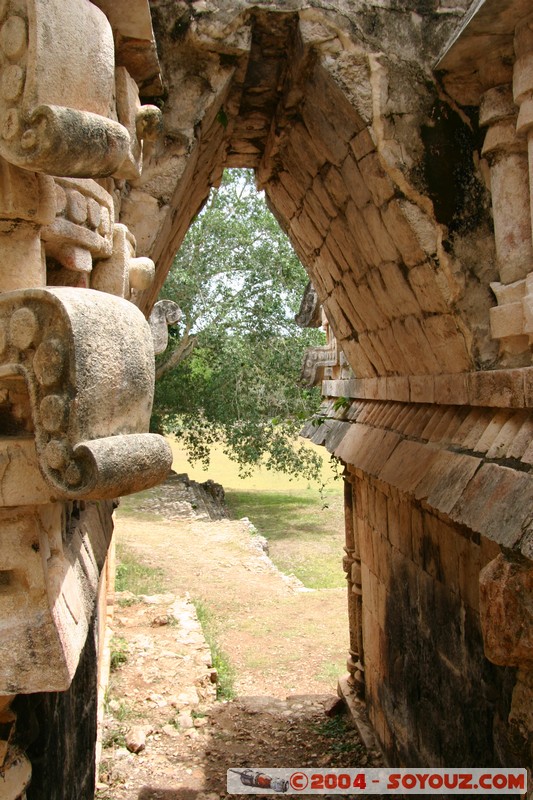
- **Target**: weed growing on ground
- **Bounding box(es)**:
[116,594,136,608]
[102,725,127,749]
[115,542,167,595]
[192,597,236,701]
[169,713,181,730]
[315,660,345,682]
[111,699,136,722]
[312,714,365,758]
[109,636,128,672]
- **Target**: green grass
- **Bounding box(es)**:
[121,439,346,590]
[225,488,345,589]
[312,714,365,758]
[192,597,236,701]
[115,542,167,595]
[109,636,128,672]
[102,725,127,749]
[106,698,137,722]
[315,659,346,682]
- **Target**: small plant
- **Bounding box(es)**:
[112,699,135,722]
[312,714,365,758]
[102,725,127,749]
[116,595,136,608]
[315,660,344,682]
[115,543,166,595]
[168,713,181,730]
[192,598,236,701]
[109,636,128,672]
[333,396,350,412]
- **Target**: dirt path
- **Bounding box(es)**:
[117,515,348,696]
[96,491,381,800]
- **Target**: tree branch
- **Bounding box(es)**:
[155,328,198,381]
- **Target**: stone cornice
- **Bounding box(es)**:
[322,366,533,408]
[302,396,533,556]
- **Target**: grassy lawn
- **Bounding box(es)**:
[170,439,346,589]
[117,440,346,589]
[225,488,344,588]
[115,541,168,595]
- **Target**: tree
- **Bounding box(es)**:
[152,169,325,480]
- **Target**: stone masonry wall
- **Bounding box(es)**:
[13,614,99,800]
[348,468,518,767]
[302,393,533,766]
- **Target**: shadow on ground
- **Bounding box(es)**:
[135,694,380,800]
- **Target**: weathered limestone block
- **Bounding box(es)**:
[92,0,162,94]
[0,439,51,506]
[0,160,55,226]
[480,84,532,286]
[0,0,160,182]
[43,178,115,280]
[0,746,31,800]
[114,67,162,181]
[0,501,112,694]
[0,697,16,780]
[508,668,533,748]
[0,0,130,177]
[91,224,155,300]
[0,160,55,290]
[0,287,171,500]
[514,16,533,252]
[480,554,533,667]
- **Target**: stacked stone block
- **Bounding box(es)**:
[347,470,512,766]
[264,57,473,379]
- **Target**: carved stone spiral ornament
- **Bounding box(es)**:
[0,287,172,501]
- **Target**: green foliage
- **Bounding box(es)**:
[312,715,357,753]
[333,396,350,412]
[152,168,325,480]
[109,636,129,672]
[192,597,236,700]
[102,725,127,749]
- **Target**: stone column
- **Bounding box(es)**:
[514,17,533,245]
[480,57,533,360]
[480,82,533,285]
[514,16,533,339]
[343,475,365,697]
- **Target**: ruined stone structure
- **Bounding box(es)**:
[2,0,533,796]
[0,3,173,797]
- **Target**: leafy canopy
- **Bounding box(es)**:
[152,168,325,480]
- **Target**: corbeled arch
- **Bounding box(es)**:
[128,1,496,383]
[112,0,533,772]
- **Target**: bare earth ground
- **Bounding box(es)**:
[96,497,381,800]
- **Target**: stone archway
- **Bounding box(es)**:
[120,0,533,769]
[2,1,533,794]
[128,1,496,386]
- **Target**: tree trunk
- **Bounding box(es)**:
[155,331,198,380]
